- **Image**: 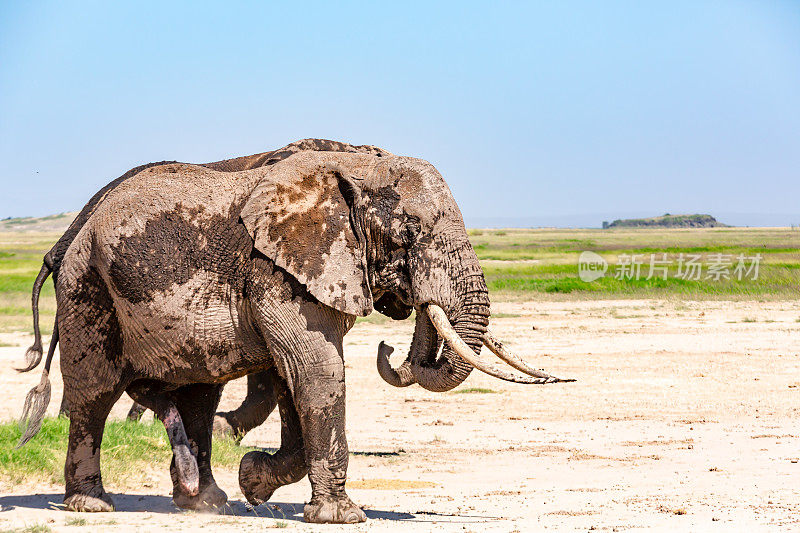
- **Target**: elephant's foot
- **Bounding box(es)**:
[238,451,276,505]
[64,491,115,512]
[173,482,227,512]
[304,495,366,524]
[212,413,242,441]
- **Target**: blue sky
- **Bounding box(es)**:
[1,1,799,226]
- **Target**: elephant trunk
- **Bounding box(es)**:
[375,217,575,390]
[376,282,576,388]
[411,283,490,392]
[376,270,491,392]
[376,309,437,388]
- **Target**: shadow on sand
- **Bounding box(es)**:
[0,494,495,524]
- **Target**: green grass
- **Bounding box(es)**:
[472,227,800,299]
[484,263,798,297]
[0,417,253,488]
[0,227,798,336]
[1,525,52,533]
[0,232,58,334]
[452,387,497,394]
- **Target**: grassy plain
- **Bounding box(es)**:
[1,227,798,336]
[0,232,57,335]
[470,227,800,299]
[0,417,251,487]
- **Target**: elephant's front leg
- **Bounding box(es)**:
[239,367,308,504]
[213,371,277,441]
[294,349,365,524]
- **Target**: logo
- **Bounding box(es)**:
[578,251,608,282]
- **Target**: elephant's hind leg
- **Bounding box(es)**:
[171,383,228,511]
[239,367,308,505]
[62,393,123,512]
[58,271,127,512]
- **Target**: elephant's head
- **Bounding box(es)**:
[240,149,573,392]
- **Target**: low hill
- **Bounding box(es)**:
[603,214,727,229]
[0,212,77,232]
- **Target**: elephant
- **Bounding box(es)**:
[19,139,393,437]
[17,139,572,523]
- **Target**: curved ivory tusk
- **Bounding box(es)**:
[376,341,415,387]
[482,330,572,381]
[427,305,574,385]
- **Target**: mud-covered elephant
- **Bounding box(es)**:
[18,139,570,523]
[19,139,392,439]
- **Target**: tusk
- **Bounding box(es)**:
[427,305,573,385]
[376,341,415,387]
[482,330,573,381]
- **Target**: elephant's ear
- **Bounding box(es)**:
[240,165,372,316]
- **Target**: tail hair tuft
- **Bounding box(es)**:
[16,343,44,373]
[17,370,52,448]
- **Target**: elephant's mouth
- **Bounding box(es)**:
[376,303,576,391]
[373,291,413,321]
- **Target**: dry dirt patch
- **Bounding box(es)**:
[348,479,437,490]
[2,299,800,531]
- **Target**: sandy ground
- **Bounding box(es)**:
[1,299,800,532]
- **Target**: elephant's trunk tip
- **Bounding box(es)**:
[376,341,415,387]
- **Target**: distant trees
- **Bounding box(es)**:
[603,214,725,229]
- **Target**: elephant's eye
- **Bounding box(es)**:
[402,218,421,245]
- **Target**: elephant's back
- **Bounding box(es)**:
[91,163,251,236]
[47,161,180,275]
[56,163,269,382]
[72,164,258,300]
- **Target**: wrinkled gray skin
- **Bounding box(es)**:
[24,140,398,438]
[19,140,489,523]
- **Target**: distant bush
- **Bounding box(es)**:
[605,214,726,229]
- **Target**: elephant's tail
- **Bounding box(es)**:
[17,259,53,372]
[17,318,58,448]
